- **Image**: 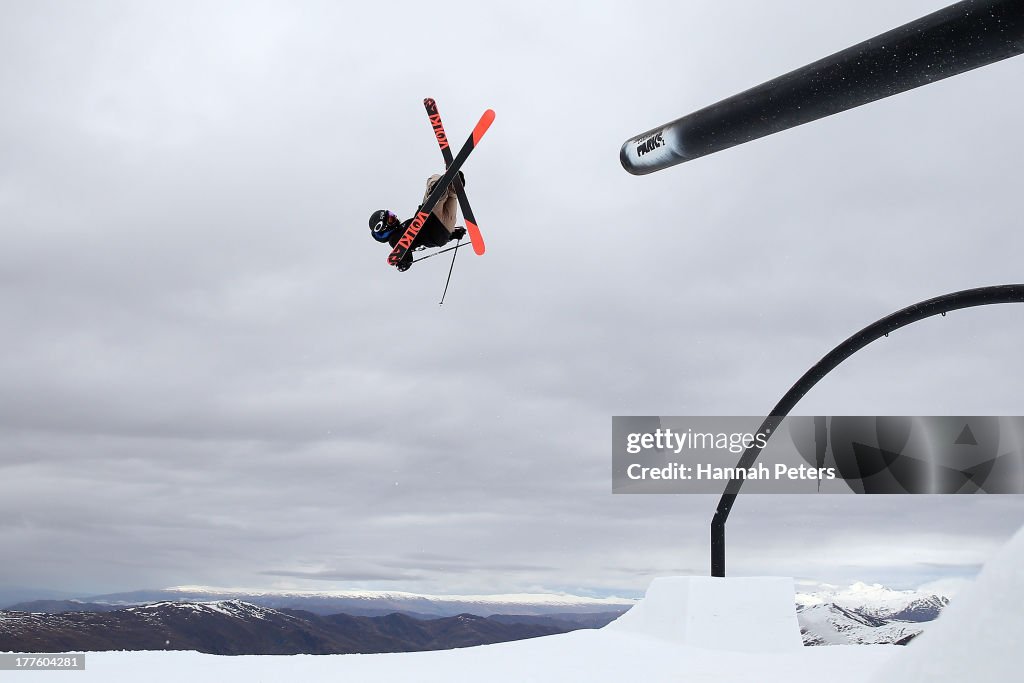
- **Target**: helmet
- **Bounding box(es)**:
[369,209,401,243]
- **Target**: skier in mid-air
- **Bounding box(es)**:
[369,172,467,271]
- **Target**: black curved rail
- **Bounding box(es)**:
[711,284,1024,576]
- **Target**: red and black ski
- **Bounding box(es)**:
[388,109,495,267]
[423,98,485,256]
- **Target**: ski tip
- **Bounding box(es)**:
[467,221,486,255]
[424,97,435,107]
[472,110,496,145]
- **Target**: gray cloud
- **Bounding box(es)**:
[2,0,1023,600]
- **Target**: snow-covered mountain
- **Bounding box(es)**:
[797,582,950,621]
[80,586,636,618]
[0,599,586,655]
[796,582,950,645]
[9,581,951,649]
[797,603,926,645]
[9,522,1018,683]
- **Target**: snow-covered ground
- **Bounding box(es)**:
[15,526,1024,682]
[17,577,897,681]
[45,635,896,682]
[871,522,1024,682]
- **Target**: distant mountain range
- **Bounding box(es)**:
[1,582,949,619]
[0,600,623,655]
[795,582,950,645]
[49,586,637,618]
[0,581,951,654]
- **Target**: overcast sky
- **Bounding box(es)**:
[1,0,1023,601]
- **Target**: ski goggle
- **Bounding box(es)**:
[385,210,399,225]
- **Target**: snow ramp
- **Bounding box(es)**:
[605,576,803,652]
[871,523,1024,682]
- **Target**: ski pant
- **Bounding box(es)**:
[386,175,458,257]
[423,174,458,232]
